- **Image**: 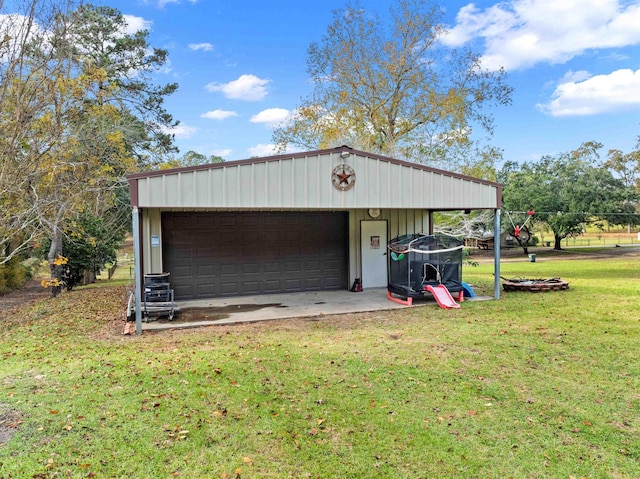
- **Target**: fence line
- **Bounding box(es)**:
[561,236,640,247]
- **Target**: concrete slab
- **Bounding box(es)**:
[142,288,491,331]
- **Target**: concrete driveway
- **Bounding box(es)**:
[142,288,488,331]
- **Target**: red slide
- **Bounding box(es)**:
[424,284,461,309]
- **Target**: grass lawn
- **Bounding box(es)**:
[1,254,639,478]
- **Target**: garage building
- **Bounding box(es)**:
[128,146,502,320]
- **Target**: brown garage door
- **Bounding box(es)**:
[162,212,348,299]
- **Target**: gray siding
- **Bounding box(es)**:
[134,151,498,210]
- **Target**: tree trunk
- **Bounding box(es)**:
[48,224,63,298]
[554,233,563,250]
[514,227,531,255]
[83,269,96,285]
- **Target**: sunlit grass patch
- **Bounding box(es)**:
[1,256,639,478]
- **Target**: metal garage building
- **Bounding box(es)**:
[128,146,502,325]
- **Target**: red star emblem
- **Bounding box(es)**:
[337,169,352,185]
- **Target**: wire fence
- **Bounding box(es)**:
[559,235,640,248]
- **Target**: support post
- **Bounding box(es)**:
[494,208,501,300]
[132,206,143,334]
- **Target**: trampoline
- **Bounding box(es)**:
[387,234,465,306]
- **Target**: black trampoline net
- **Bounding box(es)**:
[387,234,464,296]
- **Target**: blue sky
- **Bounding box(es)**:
[106,0,640,164]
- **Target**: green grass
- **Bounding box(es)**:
[92,254,135,288]
[1,256,639,478]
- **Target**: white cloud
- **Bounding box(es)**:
[444,0,640,70]
[201,109,238,120]
[247,143,304,157]
[157,58,173,75]
[559,70,592,84]
[188,42,214,52]
[205,74,270,101]
[537,68,640,116]
[122,15,152,35]
[211,149,232,158]
[250,108,290,127]
[0,14,48,61]
[156,0,198,7]
[161,124,198,139]
[247,144,279,157]
[600,52,630,62]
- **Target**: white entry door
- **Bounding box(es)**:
[360,220,388,288]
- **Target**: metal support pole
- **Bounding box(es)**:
[132,207,143,334]
[494,209,501,300]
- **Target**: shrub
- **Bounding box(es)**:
[38,213,125,291]
[0,257,31,294]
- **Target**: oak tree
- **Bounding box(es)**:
[500,143,638,250]
[273,0,512,174]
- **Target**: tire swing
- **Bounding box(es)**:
[506,210,535,240]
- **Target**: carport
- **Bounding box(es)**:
[128,146,502,333]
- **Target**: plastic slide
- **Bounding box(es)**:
[460,281,476,298]
[424,284,461,309]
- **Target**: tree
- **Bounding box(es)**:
[53,211,124,290]
[67,4,178,168]
[159,150,225,169]
[273,0,512,174]
[433,210,495,239]
[29,69,135,296]
[0,1,177,295]
[606,146,640,190]
[1,0,78,272]
[605,145,640,232]
[501,143,638,250]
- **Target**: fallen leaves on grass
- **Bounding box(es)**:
[163,425,190,441]
[219,461,251,478]
[1,284,128,339]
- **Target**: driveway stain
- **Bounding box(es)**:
[156,303,283,324]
